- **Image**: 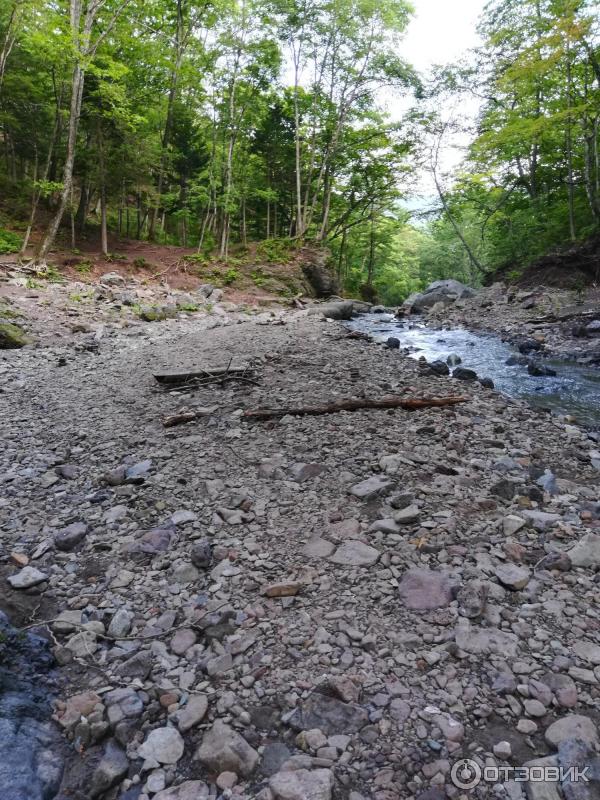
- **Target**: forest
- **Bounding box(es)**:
[0,0,599,303]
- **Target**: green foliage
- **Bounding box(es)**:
[222,268,240,285]
[74,260,93,274]
[0,228,23,254]
[133,257,148,269]
[256,237,293,263]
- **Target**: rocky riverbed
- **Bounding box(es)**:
[1,291,600,800]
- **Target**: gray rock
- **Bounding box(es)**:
[568,533,600,568]
[455,619,519,656]
[195,720,259,777]
[190,539,212,569]
[115,650,153,680]
[260,743,292,777]
[398,568,454,611]
[287,693,368,735]
[545,715,598,749]
[329,540,380,567]
[90,740,128,797]
[302,538,336,558]
[349,475,394,500]
[7,567,48,589]
[394,504,420,524]
[105,688,144,726]
[154,782,209,800]
[270,768,333,800]
[154,781,209,800]
[177,694,208,733]
[107,609,133,639]
[308,301,354,321]
[404,280,475,312]
[495,563,530,590]
[55,521,87,551]
[138,727,185,765]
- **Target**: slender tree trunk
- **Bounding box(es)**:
[566,49,576,242]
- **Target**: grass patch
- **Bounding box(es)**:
[0,228,23,254]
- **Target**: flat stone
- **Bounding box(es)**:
[544,715,598,749]
[394,504,421,524]
[7,566,48,589]
[177,695,208,733]
[287,693,368,735]
[495,563,530,590]
[138,727,185,765]
[302,538,335,558]
[115,650,153,680]
[349,475,394,500]
[503,515,526,537]
[568,533,600,568]
[170,628,197,655]
[270,768,333,800]
[455,619,519,657]
[398,568,453,611]
[65,630,98,657]
[154,781,209,800]
[522,510,561,531]
[57,691,101,730]
[195,720,259,777]
[289,463,327,483]
[329,540,380,567]
[261,581,303,597]
[572,640,600,666]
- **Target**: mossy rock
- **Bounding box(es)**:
[0,322,29,348]
[138,305,178,322]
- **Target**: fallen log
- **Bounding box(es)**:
[243,395,469,421]
[154,365,254,386]
[163,405,218,427]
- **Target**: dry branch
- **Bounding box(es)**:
[243,395,469,421]
[154,365,254,385]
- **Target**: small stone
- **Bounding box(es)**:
[177,695,208,733]
[55,522,87,551]
[138,727,185,765]
[261,581,303,597]
[302,538,335,558]
[107,609,133,639]
[495,563,530,590]
[90,740,129,798]
[154,781,209,800]
[190,540,212,569]
[7,566,48,589]
[270,768,333,800]
[170,628,197,655]
[349,475,394,500]
[524,699,546,718]
[216,772,238,790]
[195,720,259,777]
[394,504,421,524]
[567,533,600,568]
[329,540,380,567]
[398,568,453,611]
[503,515,526,537]
[493,741,512,759]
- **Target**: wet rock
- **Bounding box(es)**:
[447,354,462,366]
[195,720,259,777]
[404,280,475,312]
[479,377,495,389]
[453,367,478,381]
[528,361,557,377]
[429,360,450,376]
[386,337,400,349]
[270,768,333,800]
[506,354,529,366]
[398,568,454,611]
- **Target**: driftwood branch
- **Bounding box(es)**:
[154,365,254,385]
[243,395,469,421]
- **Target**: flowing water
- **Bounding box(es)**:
[347,313,600,428]
[0,611,65,800]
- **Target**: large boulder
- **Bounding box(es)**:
[308,301,354,321]
[0,322,29,348]
[301,248,339,297]
[404,280,475,313]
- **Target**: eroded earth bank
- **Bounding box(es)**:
[1,287,600,800]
